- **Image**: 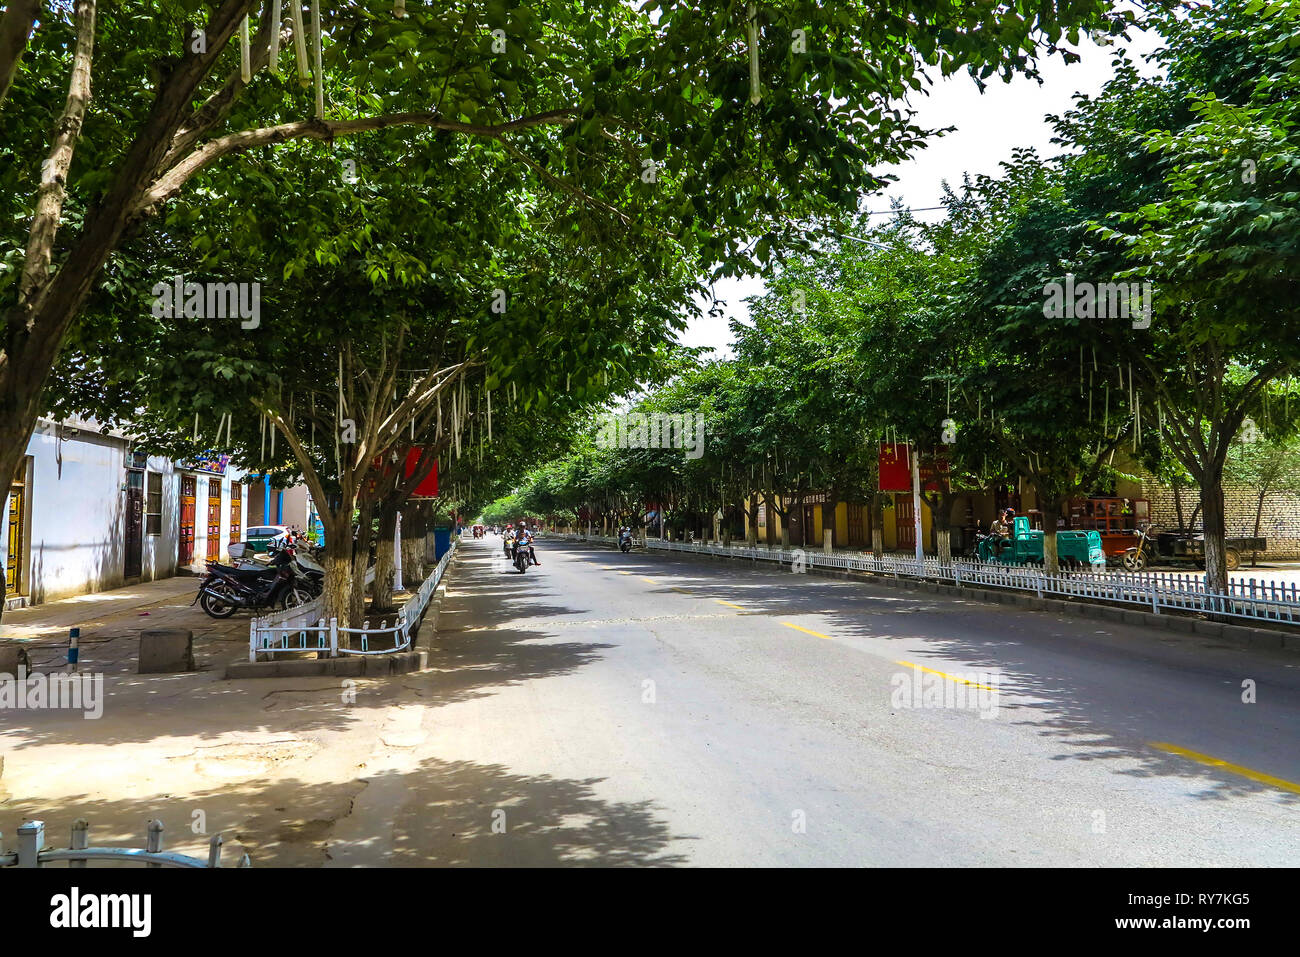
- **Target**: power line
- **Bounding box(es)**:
[862,205,947,215]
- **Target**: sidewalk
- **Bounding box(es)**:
[0,576,250,673]
[0,552,462,867]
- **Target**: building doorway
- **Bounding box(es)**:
[896,495,916,550]
[6,478,26,597]
[847,503,865,548]
[124,470,144,580]
[179,475,196,566]
[206,479,222,560]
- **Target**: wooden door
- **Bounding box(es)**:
[179,475,196,565]
[124,471,144,579]
[847,503,864,547]
[896,496,916,549]
[6,480,25,596]
[229,482,242,544]
[206,480,222,559]
[804,505,817,547]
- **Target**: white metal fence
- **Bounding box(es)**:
[1,819,249,868]
[552,532,1300,628]
[248,540,458,661]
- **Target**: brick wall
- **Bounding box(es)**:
[1135,466,1300,560]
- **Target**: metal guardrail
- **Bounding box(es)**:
[247,540,458,661]
[552,531,1300,627]
[1,819,249,868]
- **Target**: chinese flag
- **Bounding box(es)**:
[878,442,912,492]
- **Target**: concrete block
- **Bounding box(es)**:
[1101,607,1125,622]
[1193,620,1224,637]
[138,629,195,673]
[1122,611,1147,626]
[0,645,29,676]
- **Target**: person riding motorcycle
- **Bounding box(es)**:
[989,508,1014,557]
[515,522,540,566]
[619,526,633,552]
[503,523,515,558]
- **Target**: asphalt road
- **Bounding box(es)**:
[428,533,1300,866]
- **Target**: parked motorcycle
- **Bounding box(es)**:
[195,545,314,619]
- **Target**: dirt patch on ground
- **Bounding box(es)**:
[181,739,319,780]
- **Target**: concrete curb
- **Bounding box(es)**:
[225,651,427,679]
[569,538,1300,656]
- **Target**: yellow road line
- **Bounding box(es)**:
[715,599,745,610]
[782,622,833,640]
[894,660,997,692]
[1150,742,1300,796]
[671,586,692,595]
[641,577,658,584]
[617,570,632,575]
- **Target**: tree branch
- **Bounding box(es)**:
[0,0,39,109]
[134,108,580,217]
[19,0,96,303]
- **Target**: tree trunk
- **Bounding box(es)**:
[1040,497,1062,574]
[1253,489,1265,566]
[1200,478,1230,595]
[763,491,776,548]
[371,500,399,613]
[348,498,375,629]
[402,501,428,581]
[320,515,352,654]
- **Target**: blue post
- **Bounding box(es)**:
[262,476,271,527]
[276,490,283,524]
[68,627,80,670]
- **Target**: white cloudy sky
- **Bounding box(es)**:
[680,27,1165,358]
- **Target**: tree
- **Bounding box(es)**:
[0,0,1131,566]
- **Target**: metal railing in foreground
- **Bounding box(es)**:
[247,539,458,660]
[551,531,1300,628]
[1,819,249,868]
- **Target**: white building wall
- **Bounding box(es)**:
[1,418,250,605]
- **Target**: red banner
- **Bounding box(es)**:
[879,442,911,492]
[368,447,439,498]
[404,447,438,498]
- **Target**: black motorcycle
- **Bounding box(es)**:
[195,547,314,619]
[619,529,633,553]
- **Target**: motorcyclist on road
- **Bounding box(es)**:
[516,522,540,566]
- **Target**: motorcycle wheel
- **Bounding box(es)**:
[279,586,313,610]
[200,588,239,619]
[1122,549,1146,572]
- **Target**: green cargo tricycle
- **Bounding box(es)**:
[976,517,1105,571]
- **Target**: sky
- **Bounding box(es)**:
[679,26,1165,359]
